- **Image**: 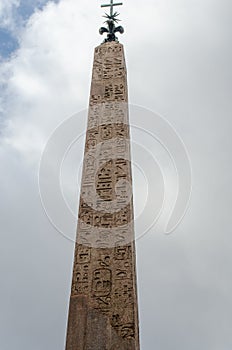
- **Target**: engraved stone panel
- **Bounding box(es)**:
[65,41,139,350]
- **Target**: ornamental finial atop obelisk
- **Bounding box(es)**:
[99,0,124,42]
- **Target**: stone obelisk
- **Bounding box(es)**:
[65,3,140,349]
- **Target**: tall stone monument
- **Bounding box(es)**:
[65,2,140,349]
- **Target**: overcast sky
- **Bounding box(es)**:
[1,0,232,349]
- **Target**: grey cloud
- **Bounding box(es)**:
[1,0,232,349]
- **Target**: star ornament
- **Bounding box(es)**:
[103,12,121,23]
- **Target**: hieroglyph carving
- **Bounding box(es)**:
[66,42,139,349]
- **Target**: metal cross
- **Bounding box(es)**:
[101,0,123,17]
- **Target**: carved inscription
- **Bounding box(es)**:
[76,245,91,264]
[67,42,139,348]
[92,268,112,297]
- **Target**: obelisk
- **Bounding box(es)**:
[65,3,140,349]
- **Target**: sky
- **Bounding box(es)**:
[0,0,232,349]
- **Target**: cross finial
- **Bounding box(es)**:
[99,0,124,43]
[101,0,123,18]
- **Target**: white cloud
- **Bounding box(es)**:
[0,0,100,162]
[0,0,20,30]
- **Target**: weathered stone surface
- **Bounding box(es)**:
[65,42,140,350]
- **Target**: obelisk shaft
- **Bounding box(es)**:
[65,41,140,350]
